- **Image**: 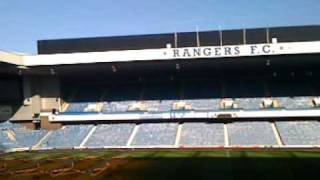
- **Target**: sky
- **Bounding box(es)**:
[0,0,319,54]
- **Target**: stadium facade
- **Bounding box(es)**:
[1,25,320,151]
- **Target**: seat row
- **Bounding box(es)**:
[65,96,320,113]
[2,120,320,151]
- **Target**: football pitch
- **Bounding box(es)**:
[1,149,320,179]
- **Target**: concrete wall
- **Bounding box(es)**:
[10,75,61,122]
[40,76,60,111]
[40,116,62,130]
[11,76,35,121]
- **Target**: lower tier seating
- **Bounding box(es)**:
[0,122,47,149]
[228,122,278,146]
[131,123,178,146]
[2,120,320,151]
[39,125,93,148]
[275,121,320,145]
[86,123,135,147]
[65,96,319,114]
[179,122,224,146]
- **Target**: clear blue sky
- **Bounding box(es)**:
[0,0,319,54]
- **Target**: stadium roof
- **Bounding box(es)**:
[38,25,320,54]
[0,25,320,67]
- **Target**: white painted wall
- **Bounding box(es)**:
[21,41,320,66]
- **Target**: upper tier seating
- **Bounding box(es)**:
[235,98,266,110]
[66,102,94,113]
[64,85,105,113]
[179,122,224,146]
[275,121,320,145]
[101,84,143,113]
[144,100,173,112]
[183,99,221,111]
[223,81,266,110]
[63,79,319,113]
[276,97,313,109]
[228,122,277,146]
[102,101,137,113]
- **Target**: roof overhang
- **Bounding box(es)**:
[23,41,320,66]
[0,51,24,66]
[2,41,320,67]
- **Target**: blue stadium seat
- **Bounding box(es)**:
[0,131,19,149]
[180,122,224,146]
[86,124,135,147]
[65,102,91,113]
[14,129,47,148]
[235,98,264,110]
[184,99,220,111]
[63,85,105,113]
[39,125,93,148]
[228,122,277,146]
[143,100,162,112]
[276,121,320,145]
[0,121,47,149]
[0,121,23,129]
[131,123,178,146]
[101,101,140,113]
[276,97,312,109]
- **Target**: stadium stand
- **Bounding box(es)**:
[234,98,265,110]
[0,121,22,129]
[151,100,173,112]
[179,122,225,146]
[131,123,178,146]
[275,121,320,145]
[2,25,320,152]
[86,123,135,147]
[183,99,220,111]
[39,125,93,149]
[12,128,47,148]
[66,102,95,113]
[103,101,137,113]
[143,100,165,112]
[64,85,105,113]
[228,122,278,146]
[0,121,47,149]
[60,77,320,114]
[276,97,312,109]
[2,120,320,150]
